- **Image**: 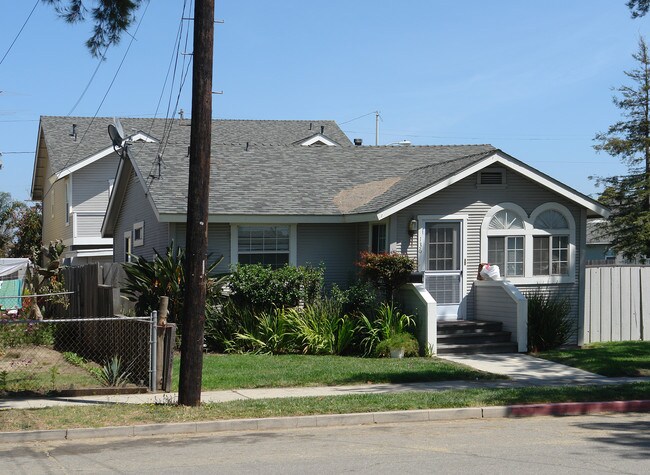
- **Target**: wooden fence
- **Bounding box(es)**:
[583,266,650,344]
[59,263,131,318]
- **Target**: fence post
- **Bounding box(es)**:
[150,311,158,393]
[157,297,169,390]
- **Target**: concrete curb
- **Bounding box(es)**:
[1,400,649,443]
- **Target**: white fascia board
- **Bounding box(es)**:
[31,124,46,199]
[299,134,338,146]
[377,152,609,220]
[71,237,113,246]
[157,212,379,224]
[74,248,113,257]
[52,132,157,183]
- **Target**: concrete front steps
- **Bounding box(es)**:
[437,320,518,354]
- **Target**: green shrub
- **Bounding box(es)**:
[357,251,415,302]
[375,332,419,358]
[122,242,224,326]
[359,303,415,356]
[527,290,572,352]
[228,264,324,312]
[0,321,54,350]
[330,280,378,316]
[234,308,296,355]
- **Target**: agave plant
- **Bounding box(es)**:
[94,355,132,387]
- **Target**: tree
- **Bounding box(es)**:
[0,192,14,256]
[594,37,650,260]
[44,0,145,57]
[0,194,42,258]
[628,0,650,18]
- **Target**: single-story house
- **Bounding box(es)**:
[101,120,608,353]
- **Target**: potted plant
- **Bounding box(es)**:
[376,332,419,358]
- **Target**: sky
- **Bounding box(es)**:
[0,1,648,203]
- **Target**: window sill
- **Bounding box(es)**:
[500,275,576,285]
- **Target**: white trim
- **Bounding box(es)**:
[377,152,609,220]
[159,213,379,224]
[133,221,144,247]
[230,223,297,266]
[65,237,113,246]
[417,214,468,319]
[480,202,577,284]
[68,248,114,258]
[52,132,157,182]
[65,177,71,226]
[123,230,132,263]
[299,134,338,147]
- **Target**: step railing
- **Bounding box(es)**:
[397,283,437,355]
[473,280,527,352]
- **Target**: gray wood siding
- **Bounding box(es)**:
[172,222,231,274]
[397,168,583,340]
[297,223,359,287]
[114,170,170,262]
[72,153,120,212]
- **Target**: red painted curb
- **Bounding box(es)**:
[507,400,650,417]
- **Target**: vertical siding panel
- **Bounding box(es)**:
[610,267,621,341]
[583,268,592,344]
[600,268,612,341]
[620,267,632,341]
[638,268,650,340]
[589,268,601,343]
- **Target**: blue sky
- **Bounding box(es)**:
[0,1,647,202]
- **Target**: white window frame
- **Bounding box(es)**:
[133,221,144,247]
[123,231,132,263]
[480,202,576,284]
[230,224,297,267]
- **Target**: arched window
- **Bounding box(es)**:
[481,203,576,283]
[483,204,528,277]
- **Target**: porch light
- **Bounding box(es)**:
[408,219,418,234]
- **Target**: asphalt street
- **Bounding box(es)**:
[1,412,648,474]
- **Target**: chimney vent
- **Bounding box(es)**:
[320,125,324,134]
[70,124,77,141]
[354,138,363,146]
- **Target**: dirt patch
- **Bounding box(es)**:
[0,346,90,375]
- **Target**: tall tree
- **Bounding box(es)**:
[0,192,15,256]
[594,37,650,259]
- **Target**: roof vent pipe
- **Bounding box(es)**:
[354,138,363,146]
[70,124,77,141]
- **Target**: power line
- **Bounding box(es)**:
[0,0,39,67]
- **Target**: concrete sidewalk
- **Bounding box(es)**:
[1,353,647,410]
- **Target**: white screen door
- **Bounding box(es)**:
[424,221,464,319]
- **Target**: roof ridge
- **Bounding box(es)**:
[405,149,496,174]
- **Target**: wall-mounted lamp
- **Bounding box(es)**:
[408,219,418,235]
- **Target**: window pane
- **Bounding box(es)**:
[534,210,568,229]
[371,224,387,253]
[488,237,505,272]
[551,235,569,275]
[533,236,550,275]
[489,209,524,230]
[506,236,524,276]
[238,226,290,268]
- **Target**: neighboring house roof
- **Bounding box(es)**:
[586,218,611,245]
[31,116,351,199]
[102,140,609,237]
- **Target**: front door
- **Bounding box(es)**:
[422,220,465,320]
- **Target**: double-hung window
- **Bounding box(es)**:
[532,210,569,276]
[371,223,387,254]
[237,225,290,268]
[486,209,525,277]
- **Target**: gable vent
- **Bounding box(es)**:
[478,169,505,185]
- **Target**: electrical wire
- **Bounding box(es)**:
[0,0,39,67]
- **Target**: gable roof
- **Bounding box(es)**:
[31,116,351,199]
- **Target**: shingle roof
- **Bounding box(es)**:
[38,116,352,174]
[126,142,497,216]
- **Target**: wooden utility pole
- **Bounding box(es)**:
[178,0,214,406]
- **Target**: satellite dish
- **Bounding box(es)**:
[108,124,124,149]
[114,117,125,140]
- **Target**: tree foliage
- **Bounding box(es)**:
[0,193,42,259]
[594,37,650,259]
[628,0,650,18]
[43,0,145,57]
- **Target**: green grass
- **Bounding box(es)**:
[171,354,504,391]
[537,341,650,377]
[2,382,648,432]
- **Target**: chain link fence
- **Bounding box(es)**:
[0,314,154,395]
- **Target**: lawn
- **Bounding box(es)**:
[537,341,650,377]
[171,354,504,391]
[2,382,648,432]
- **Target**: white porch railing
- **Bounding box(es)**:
[473,280,528,352]
[397,283,437,355]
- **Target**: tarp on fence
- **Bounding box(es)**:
[0,258,30,281]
